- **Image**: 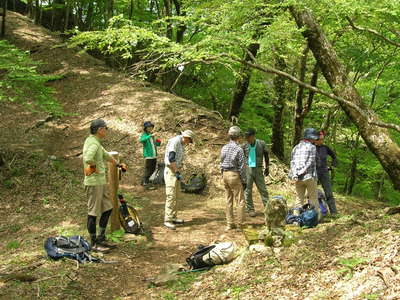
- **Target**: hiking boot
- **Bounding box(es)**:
[96,235,117,249]
[164,221,176,230]
[92,243,111,253]
[248,211,256,217]
[172,219,184,224]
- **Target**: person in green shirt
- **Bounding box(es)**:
[83,119,117,252]
[242,128,270,217]
[139,121,161,186]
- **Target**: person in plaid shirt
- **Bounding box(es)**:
[289,128,321,219]
[220,126,246,231]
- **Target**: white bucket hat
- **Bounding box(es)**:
[182,130,195,143]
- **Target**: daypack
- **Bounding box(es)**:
[186,242,235,270]
[285,204,319,228]
[44,236,99,263]
[285,207,303,226]
[300,205,319,228]
[181,174,207,194]
[149,162,165,185]
[118,194,144,235]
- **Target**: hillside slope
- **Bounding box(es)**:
[0,12,399,300]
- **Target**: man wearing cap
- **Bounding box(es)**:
[242,128,270,217]
[163,130,195,230]
[289,128,320,219]
[220,126,247,231]
[315,130,338,215]
[83,119,117,252]
[139,121,161,186]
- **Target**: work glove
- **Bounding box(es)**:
[117,163,128,173]
[264,168,269,176]
[84,165,96,176]
[175,172,183,181]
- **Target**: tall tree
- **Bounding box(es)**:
[228,43,260,121]
[271,54,287,160]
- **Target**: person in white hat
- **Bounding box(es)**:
[163,130,195,230]
[220,126,247,231]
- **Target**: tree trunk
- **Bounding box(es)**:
[290,8,400,190]
[292,46,308,146]
[228,43,260,120]
[1,0,6,37]
[34,0,39,24]
[347,156,357,195]
[271,55,286,161]
[63,1,69,32]
[129,0,134,20]
[164,0,173,39]
[172,0,186,43]
[85,0,93,30]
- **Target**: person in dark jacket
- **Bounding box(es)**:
[242,128,269,217]
[315,130,338,215]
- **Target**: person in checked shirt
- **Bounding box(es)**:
[220,126,247,231]
[289,127,321,219]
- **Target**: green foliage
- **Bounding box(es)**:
[0,40,64,116]
[6,240,21,250]
[165,272,198,292]
[337,257,367,279]
[106,228,125,243]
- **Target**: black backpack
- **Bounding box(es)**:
[149,162,165,185]
[181,174,206,194]
[118,194,144,234]
[44,236,99,263]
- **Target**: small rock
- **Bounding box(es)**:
[249,244,273,256]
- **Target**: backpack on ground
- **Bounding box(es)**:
[285,207,303,225]
[44,235,99,263]
[118,194,144,235]
[285,204,319,228]
[181,174,207,194]
[186,242,236,270]
[149,162,165,185]
[299,203,319,228]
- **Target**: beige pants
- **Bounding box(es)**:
[164,167,180,222]
[295,178,320,217]
[85,185,113,217]
[223,171,245,226]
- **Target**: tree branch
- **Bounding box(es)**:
[225,53,400,133]
[346,16,400,48]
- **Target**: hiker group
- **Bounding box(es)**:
[82,119,337,252]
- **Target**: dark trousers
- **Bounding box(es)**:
[143,158,157,184]
[318,171,338,214]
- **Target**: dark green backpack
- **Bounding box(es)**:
[181,174,206,194]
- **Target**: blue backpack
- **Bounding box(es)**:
[286,204,319,228]
[44,236,99,263]
[300,207,319,228]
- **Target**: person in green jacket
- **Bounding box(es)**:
[139,121,161,186]
[83,119,117,252]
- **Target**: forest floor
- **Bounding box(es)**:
[0,12,400,300]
